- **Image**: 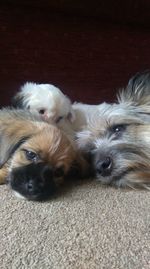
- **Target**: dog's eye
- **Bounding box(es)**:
[113,125,125,132]
[110,124,126,136]
[54,166,64,178]
[24,150,39,162]
[39,109,45,115]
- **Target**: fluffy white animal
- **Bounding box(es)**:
[12,82,75,124]
[12,82,103,144]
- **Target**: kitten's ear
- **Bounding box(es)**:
[11,92,24,108]
[117,70,150,107]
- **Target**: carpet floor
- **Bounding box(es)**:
[0,180,149,269]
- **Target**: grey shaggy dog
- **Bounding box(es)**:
[76,71,150,189]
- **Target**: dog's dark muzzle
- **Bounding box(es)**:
[9,163,57,201]
[95,156,113,177]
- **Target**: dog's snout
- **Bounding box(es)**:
[42,165,53,179]
[96,156,113,177]
[26,179,43,194]
[10,163,57,201]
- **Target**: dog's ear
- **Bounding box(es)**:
[117,71,150,112]
[11,92,24,108]
[0,135,30,168]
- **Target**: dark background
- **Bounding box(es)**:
[0,0,150,106]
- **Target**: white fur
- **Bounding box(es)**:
[18,82,103,135]
[20,82,74,123]
[14,191,26,199]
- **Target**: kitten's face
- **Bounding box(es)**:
[25,95,73,124]
[12,83,74,123]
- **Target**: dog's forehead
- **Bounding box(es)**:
[85,102,141,136]
[16,127,73,168]
[97,102,127,118]
[22,127,72,154]
[96,102,139,124]
[88,103,125,127]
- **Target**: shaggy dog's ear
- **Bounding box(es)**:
[117,70,150,116]
[11,92,24,108]
[117,70,150,114]
[0,135,30,168]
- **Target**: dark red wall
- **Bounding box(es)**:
[0,3,150,106]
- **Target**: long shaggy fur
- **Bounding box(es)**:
[76,71,150,189]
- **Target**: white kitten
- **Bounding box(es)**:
[12,82,75,124]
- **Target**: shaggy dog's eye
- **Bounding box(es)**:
[113,125,126,133]
[24,150,39,162]
[110,124,127,137]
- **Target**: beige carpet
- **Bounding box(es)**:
[0,180,150,269]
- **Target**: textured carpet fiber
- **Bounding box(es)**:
[0,180,149,269]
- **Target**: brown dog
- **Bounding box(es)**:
[0,108,87,200]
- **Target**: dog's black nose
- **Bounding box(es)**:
[27,180,33,192]
[26,180,36,193]
[96,156,113,177]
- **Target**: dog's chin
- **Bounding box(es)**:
[12,189,54,201]
[11,184,56,201]
[96,169,132,188]
[96,173,113,185]
[8,163,57,201]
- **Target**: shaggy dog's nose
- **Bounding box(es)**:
[96,156,113,177]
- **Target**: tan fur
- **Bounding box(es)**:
[9,127,76,175]
[0,164,8,184]
[0,108,87,198]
